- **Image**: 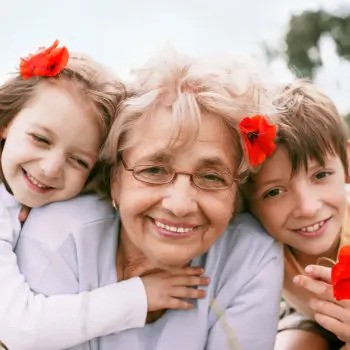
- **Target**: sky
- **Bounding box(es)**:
[1,0,349,113]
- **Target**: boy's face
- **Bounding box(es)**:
[247,146,347,257]
[1,82,101,207]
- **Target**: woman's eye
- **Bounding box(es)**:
[314,170,332,180]
[30,133,50,144]
[139,166,167,175]
[201,173,225,183]
[263,188,282,199]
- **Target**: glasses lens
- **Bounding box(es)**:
[133,165,173,184]
[193,171,233,190]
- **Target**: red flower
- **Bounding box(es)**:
[331,246,350,300]
[19,40,69,79]
[239,115,277,166]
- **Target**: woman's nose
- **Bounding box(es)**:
[161,174,198,217]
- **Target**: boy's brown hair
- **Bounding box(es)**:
[273,79,349,176]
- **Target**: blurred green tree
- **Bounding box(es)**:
[284,10,350,78]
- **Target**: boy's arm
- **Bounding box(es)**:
[0,213,147,350]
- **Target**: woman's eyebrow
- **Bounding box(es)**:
[137,151,173,163]
[197,157,232,171]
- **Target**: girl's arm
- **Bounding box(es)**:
[0,206,147,350]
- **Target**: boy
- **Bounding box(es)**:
[243,79,350,349]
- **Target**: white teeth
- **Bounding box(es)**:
[155,220,194,233]
[300,221,325,233]
[26,173,50,189]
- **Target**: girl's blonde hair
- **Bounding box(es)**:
[0,53,127,193]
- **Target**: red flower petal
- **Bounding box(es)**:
[19,40,69,79]
[239,115,277,166]
[331,246,350,300]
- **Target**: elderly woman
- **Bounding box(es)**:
[15,51,283,349]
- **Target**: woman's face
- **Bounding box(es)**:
[111,107,239,268]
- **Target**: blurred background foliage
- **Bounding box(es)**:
[266,9,350,128]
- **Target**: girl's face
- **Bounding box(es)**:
[1,82,102,207]
[247,146,347,258]
[111,107,238,269]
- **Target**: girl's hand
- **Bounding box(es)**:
[18,205,30,223]
[141,266,209,311]
[294,264,350,342]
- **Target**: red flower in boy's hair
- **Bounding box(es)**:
[19,40,69,79]
[331,246,350,301]
[239,115,277,166]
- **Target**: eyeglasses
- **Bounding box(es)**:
[120,158,235,191]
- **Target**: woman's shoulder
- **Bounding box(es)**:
[31,193,114,223]
[212,212,282,266]
[20,194,116,249]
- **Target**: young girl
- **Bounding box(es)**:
[0,41,207,350]
[243,79,349,349]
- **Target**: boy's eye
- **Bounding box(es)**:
[314,170,332,180]
[263,188,283,199]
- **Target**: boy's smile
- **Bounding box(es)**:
[247,146,347,260]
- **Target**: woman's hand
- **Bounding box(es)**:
[141,266,209,311]
[294,264,350,343]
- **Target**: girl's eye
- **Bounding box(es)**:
[30,133,50,144]
[314,170,332,180]
[263,188,283,199]
[72,157,89,170]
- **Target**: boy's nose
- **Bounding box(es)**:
[292,188,321,218]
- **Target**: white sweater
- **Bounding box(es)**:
[0,184,147,350]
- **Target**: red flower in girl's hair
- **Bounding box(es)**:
[19,40,69,79]
[331,246,350,301]
[239,115,277,166]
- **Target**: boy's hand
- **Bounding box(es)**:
[141,266,209,312]
[294,264,350,343]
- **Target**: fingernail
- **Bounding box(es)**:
[305,265,313,274]
[293,276,300,285]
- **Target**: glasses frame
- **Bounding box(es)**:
[120,158,235,191]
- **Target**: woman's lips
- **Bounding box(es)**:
[152,218,199,239]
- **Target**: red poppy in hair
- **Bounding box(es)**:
[239,115,277,166]
[20,40,69,79]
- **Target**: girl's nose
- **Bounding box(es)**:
[39,152,64,179]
